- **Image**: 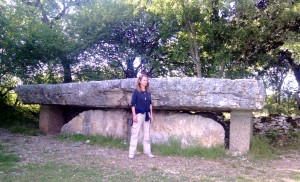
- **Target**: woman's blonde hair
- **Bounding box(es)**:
[136,74,149,92]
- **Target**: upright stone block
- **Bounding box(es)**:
[229,111,253,155]
[60,110,225,148]
[39,105,64,134]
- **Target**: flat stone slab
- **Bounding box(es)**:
[15,77,266,111]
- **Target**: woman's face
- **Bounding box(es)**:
[140,76,148,88]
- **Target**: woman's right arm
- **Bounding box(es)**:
[131,90,138,122]
[131,106,137,123]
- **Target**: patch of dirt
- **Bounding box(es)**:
[1,128,300,181]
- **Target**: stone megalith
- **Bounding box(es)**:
[15,77,265,111]
[60,110,225,148]
[14,77,266,155]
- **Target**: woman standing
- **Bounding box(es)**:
[129,74,154,159]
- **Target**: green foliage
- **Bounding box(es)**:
[249,135,273,159]
[250,131,300,159]
[264,93,300,116]
[287,129,300,140]
[72,0,168,78]
[1,0,300,112]
[0,94,38,124]
[268,130,300,151]
[264,129,280,142]
[73,62,125,82]
[1,0,300,83]
[0,87,39,134]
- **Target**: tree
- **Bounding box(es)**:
[129,0,244,78]
[135,0,204,77]
[70,0,168,79]
[230,0,300,108]
[1,0,95,83]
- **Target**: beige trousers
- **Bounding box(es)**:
[129,113,151,155]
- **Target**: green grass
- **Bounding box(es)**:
[283,131,300,151]
[249,135,274,159]
[1,132,300,181]
[249,132,300,159]
[58,134,228,159]
[0,140,187,182]
[57,132,300,160]
[152,138,227,159]
[59,132,300,160]
[0,161,188,182]
[0,162,130,181]
[235,175,254,182]
[0,144,19,171]
[8,125,40,136]
[292,172,300,181]
[57,134,129,150]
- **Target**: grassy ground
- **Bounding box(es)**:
[1,130,300,181]
[0,140,189,182]
[57,134,228,159]
[1,162,177,182]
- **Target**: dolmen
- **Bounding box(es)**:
[15,77,266,155]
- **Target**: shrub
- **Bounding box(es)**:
[249,135,273,159]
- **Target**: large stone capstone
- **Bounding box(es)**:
[15,77,265,111]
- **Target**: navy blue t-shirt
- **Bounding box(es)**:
[131,89,152,113]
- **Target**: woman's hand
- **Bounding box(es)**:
[133,114,138,123]
[150,115,154,123]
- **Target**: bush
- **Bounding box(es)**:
[264,94,300,116]
[0,102,39,128]
[249,135,273,159]
[0,89,39,135]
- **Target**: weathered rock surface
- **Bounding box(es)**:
[15,77,265,111]
[254,115,300,134]
[61,109,130,138]
[150,111,225,147]
[61,110,225,147]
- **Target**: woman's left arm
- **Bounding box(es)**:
[150,104,153,123]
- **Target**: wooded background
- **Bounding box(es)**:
[1,0,300,116]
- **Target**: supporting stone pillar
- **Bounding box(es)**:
[229,110,253,155]
[39,105,64,134]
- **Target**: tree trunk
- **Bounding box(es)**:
[187,22,202,78]
[125,57,137,78]
[61,58,72,83]
[294,92,300,109]
[286,50,300,109]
